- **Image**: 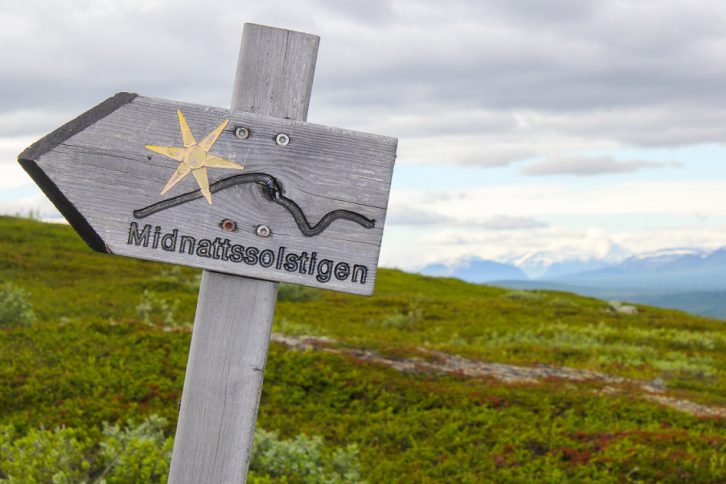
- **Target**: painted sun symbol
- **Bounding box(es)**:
[145,110,244,204]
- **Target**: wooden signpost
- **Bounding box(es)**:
[18,24,397,483]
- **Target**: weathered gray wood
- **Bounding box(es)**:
[17,22,395,479]
[19,93,396,295]
[170,273,277,483]
[168,25,320,484]
[16,22,395,484]
[231,23,318,120]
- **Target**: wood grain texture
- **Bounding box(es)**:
[169,24,320,484]
[231,24,319,119]
[18,92,138,252]
[170,272,278,483]
[23,92,396,295]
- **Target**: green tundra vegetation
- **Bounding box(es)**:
[0,215,724,482]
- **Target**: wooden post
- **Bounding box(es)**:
[168,24,319,483]
[20,20,395,481]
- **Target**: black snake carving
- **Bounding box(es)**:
[133,173,375,237]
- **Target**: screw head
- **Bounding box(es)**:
[220,219,237,232]
[235,126,250,140]
[256,224,271,237]
[275,133,290,146]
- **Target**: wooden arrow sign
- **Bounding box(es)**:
[19,93,397,295]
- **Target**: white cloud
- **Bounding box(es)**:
[380,180,726,269]
[521,155,680,176]
[380,220,726,271]
[3,1,726,148]
[4,0,726,271]
[476,215,548,230]
[386,203,453,226]
[613,224,726,253]
[380,223,626,270]
[404,181,726,219]
[0,137,36,188]
[0,191,60,220]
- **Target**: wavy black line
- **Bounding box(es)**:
[132,173,376,237]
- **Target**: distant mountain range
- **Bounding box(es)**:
[546,248,726,292]
[422,258,527,283]
[421,248,726,319]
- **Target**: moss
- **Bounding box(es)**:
[1,215,725,481]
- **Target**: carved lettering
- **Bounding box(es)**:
[298,252,309,274]
[316,259,333,283]
[334,262,350,280]
[284,253,300,272]
[230,244,245,263]
[180,235,195,254]
[259,249,275,268]
[245,247,259,265]
[196,239,212,258]
[161,229,178,252]
[127,222,151,247]
[152,225,161,249]
[124,222,369,286]
[352,265,367,284]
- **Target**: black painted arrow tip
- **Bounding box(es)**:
[17,92,139,254]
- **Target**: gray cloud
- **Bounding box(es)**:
[2,0,726,171]
[5,0,726,273]
[311,0,726,112]
[386,204,453,225]
[521,155,681,176]
[478,215,549,230]
[386,204,548,229]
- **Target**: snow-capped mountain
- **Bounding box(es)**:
[617,247,709,271]
[545,247,726,292]
[510,245,629,279]
[419,247,726,318]
[421,257,527,283]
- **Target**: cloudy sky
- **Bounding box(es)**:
[2,0,726,273]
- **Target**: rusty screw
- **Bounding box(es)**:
[221,219,237,232]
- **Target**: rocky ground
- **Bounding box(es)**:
[271,333,726,419]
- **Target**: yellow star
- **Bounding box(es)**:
[145,110,244,204]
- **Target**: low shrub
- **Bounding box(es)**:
[274,318,316,336]
[0,283,35,328]
[381,301,423,329]
[0,417,362,483]
[0,416,171,483]
[277,284,321,303]
[136,290,189,328]
[249,429,363,483]
[97,415,173,483]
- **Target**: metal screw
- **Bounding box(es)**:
[256,224,271,237]
[275,133,290,146]
[220,219,237,232]
[235,126,250,140]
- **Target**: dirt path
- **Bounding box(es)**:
[271,333,725,419]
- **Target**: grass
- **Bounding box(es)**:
[1,215,725,481]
